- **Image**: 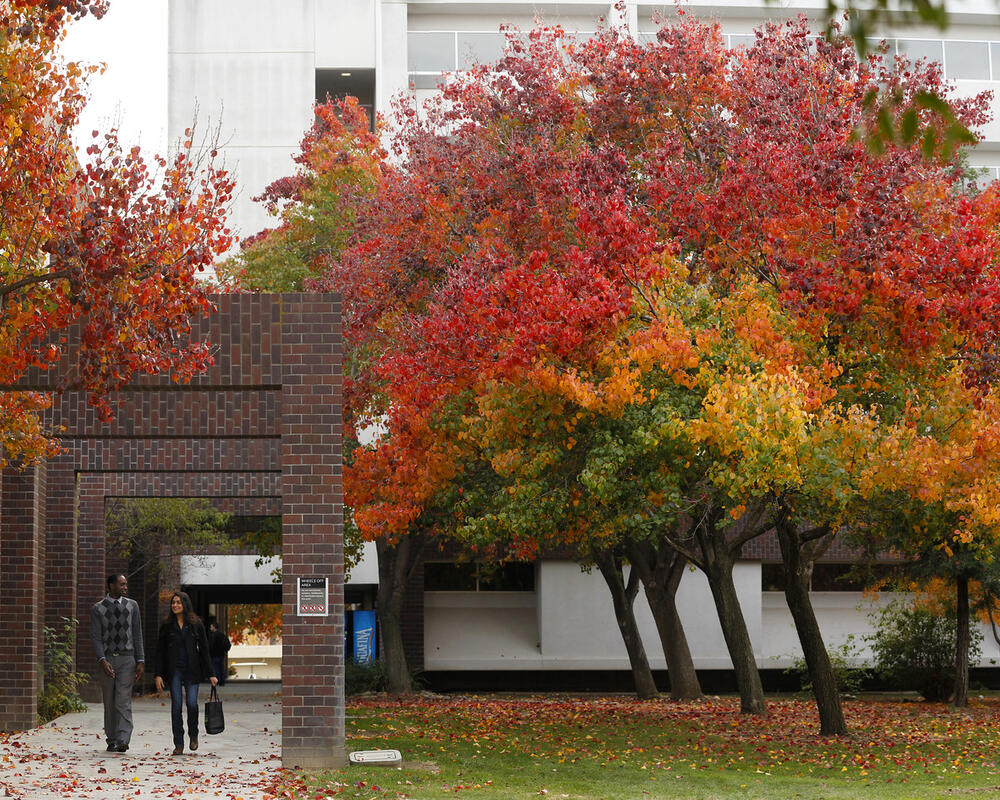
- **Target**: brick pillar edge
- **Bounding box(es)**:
[0,464,46,730]
[280,294,346,768]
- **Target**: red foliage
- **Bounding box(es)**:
[248,16,1000,546]
[0,2,233,459]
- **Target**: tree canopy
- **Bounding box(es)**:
[0,0,233,465]
[231,13,1000,716]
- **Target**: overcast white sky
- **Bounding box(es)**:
[62,0,168,156]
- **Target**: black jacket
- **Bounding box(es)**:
[208,629,231,659]
[155,618,214,684]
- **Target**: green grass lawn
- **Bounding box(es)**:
[277,694,1000,799]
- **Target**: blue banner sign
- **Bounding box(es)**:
[353,610,376,664]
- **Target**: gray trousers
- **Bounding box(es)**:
[98,653,136,746]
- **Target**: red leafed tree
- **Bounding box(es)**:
[347,19,987,703]
[234,13,1000,706]
[0,0,233,465]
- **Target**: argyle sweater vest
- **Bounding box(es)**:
[98,597,134,653]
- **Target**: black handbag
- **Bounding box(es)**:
[204,685,224,735]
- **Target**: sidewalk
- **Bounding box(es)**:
[0,683,289,800]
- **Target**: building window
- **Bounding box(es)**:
[408,32,456,73]
[425,561,535,591]
[810,564,873,591]
[407,29,594,92]
[762,563,896,592]
[897,39,944,66]
[945,40,990,80]
[457,32,506,70]
[316,69,376,130]
[727,34,756,49]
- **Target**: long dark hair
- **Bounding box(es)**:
[163,591,200,627]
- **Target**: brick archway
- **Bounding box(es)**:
[0,294,345,768]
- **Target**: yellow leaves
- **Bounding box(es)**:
[490,448,525,477]
[690,367,814,495]
[874,369,1000,532]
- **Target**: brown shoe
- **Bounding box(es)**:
[189,737,198,751]
[171,746,183,756]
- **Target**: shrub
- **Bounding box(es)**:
[786,633,869,696]
[38,618,88,724]
[866,599,982,701]
[346,660,389,695]
[345,660,424,695]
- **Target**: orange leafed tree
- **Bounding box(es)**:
[227,604,282,646]
[0,1,234,466]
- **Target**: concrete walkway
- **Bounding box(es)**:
[0,683,290,800]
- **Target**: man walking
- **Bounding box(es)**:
[207,616,232,686]
[90,574,145,753]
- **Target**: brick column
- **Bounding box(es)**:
[76,474,107,700]
[279,293,345,768]
[0,464,46,730]
[45,453,77,632]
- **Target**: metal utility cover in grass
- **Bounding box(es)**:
[349,749,402,766]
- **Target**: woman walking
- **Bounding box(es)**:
[154,591,217,755]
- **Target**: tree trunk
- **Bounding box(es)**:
[375,535,424,694]
[696,524,766,715]
[593,549,659,699]
[627,539,703,700]
[774,520,847,736]
[953,574,970,709]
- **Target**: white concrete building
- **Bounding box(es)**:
[168,0,1000,241]
[170,0,1000,682]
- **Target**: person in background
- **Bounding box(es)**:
[207,616,232,686]
[90,573,145,753]
[153,591,217,755]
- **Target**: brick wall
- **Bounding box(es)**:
[0,294,345,767]
[45,454,77,631]
[279,294,345,768]
[0,465,46,731]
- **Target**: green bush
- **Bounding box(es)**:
[866,600,982,701]
[38,617,88,724]
[346,660,390,695]
[786,633,869,696]
[345,660,424,695]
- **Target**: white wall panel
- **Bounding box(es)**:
[170,0,315,53]
[424,592,540,668]
[181,554,280,585]
[179,543,377,588]
[379,1,410,113]
[533,560,762,669]
[169,53,314,148]
[633,563,762,668]
[317,0,378,67]
[215,145,302,241]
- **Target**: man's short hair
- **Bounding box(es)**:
[106,573,125,591]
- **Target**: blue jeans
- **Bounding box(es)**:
[169,672,201,748]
